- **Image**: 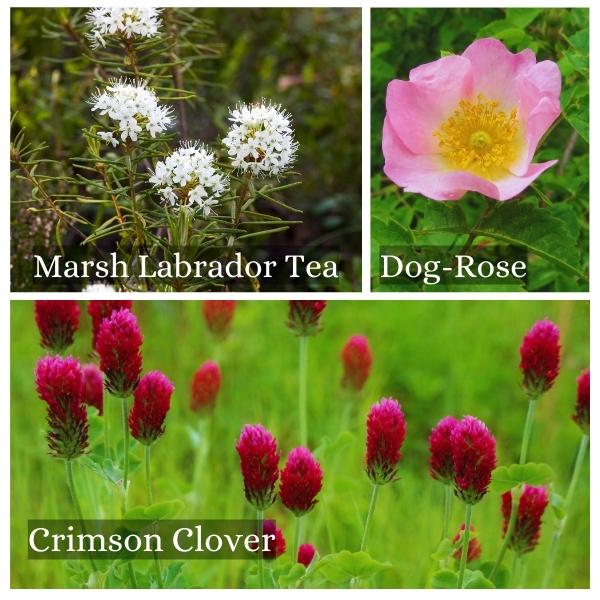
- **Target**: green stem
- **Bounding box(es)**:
[191,418,209,508]
[458,199,495,255]
[294,514,302,562]
[257,509,265,589]
[360,484,379,551]
[519,398,537,465]
[299,335,308,446]
[103,398,111,461]
[145,445,164,589]
[542,434,589,587]
[456,503,473,588]
[490,486,520,581]
[120,397,130,514]
[442,484,452,541]
[65,459,97,571]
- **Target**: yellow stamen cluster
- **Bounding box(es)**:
[434,95,519,175]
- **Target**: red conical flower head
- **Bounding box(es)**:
[35,355,88,459]
[203,301,236,340]
[81,363,104,415]
[280,447,323,516]
[365,397,406,485]
[287,301,327,336]
[429,416,459,484]
[502,485,549,555]
[236,425,280,511]
[452,524,481,563]
[88,300,133,351]
[341,335,373,391]
[96,308,143,397]
[451,416,496,504]
[520,319,560,396]
[34,300,80,353]
[297,543,317,567]
[190,361,221,413]
[262,520,286,560]
[573,368,590,435]
[129,371,174,445]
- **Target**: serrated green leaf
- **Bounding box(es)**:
[506,8,542,28]
[490,462,555,494]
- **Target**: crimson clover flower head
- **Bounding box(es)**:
[341,335,373,391]
[81,363,104,415]
[190,361,221,413]
[365,397,406,485]
[96,308,143,397]
[520,319,561,397]
[502,485,549,555]
[452,524,482,563]
[129,371,174,445]
[203,300,236,340]
[280,446,323,516]
[34,300,80,353]
[287,301,327,336]
[261,520,286,560]
[573,368,590,435]
[236,424,280,511]
[429,416,459,484]
[297,543,317,568]
[451,416,496,504]
[35,355,88,459]
[87,300,133,351]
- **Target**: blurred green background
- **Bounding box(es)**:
[11,8,362,291]
[11,300,589,588]
[371,8,589,292]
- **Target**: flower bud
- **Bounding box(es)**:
[452,524,481,562]
[203,301,236,340]
[502,485,549,555]
[129,371,174,445]
[190,361,221,413]
[88,300,133,351]
[573,368,590,435]
[236,425,280,511]
[262,520,286,560]
[298,543,317,567]
[365,398,406,485]
[34,300,80,353]
[280,447,323,516]
[96,308,143,397]
[341,335,372,391]
[81,364,104,415]
[35,355,88,459]
[429,416,459,484]
[451,416,496,504]
[287,301,327,336]
[520,319,560,396]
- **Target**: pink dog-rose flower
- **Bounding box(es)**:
[383,38,561,201]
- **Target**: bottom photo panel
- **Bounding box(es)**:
[10,300,589,589]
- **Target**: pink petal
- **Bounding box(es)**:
[386,54,473,155]
[462,38,536,108]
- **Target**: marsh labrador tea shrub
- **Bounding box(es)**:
[25,302,589,588]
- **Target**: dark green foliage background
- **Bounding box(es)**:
[371,8,589,292]
[11,8,361,291]
[11,301,589,587]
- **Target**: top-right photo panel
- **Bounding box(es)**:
[371,7,589,292]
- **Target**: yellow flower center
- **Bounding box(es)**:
[434,95,520,177]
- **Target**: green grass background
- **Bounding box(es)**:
[11,300,589,588]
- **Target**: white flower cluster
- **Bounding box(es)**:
[83,282,117,293]
[86,7,162,48]
[149,143,229,216]
[90,79,173,145]
[222,101,298,176]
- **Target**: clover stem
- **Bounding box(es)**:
[145,445,164,589]
[298,335,309,446]
[256,509,265,588]
[542,433,589,587]
[456,503,473,588]
[490,486,520,581]
[360,483,379,552]
[65,459,97,571]
[293,514,303,563]
[519,397,538,465]
[442,484,453,541]
[120,396,130,514]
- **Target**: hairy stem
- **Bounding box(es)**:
[360,484,379,552]
[298,335,309,446]
[490,487,520,581]
[442,484,453,541]
[293,514,303,563]
[519,398,537,465]
[145,445,164,589]
[120,396,130,514]
[456,503,473,588]
[257,509,265,589]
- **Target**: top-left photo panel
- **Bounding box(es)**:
[10,7,362,292]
